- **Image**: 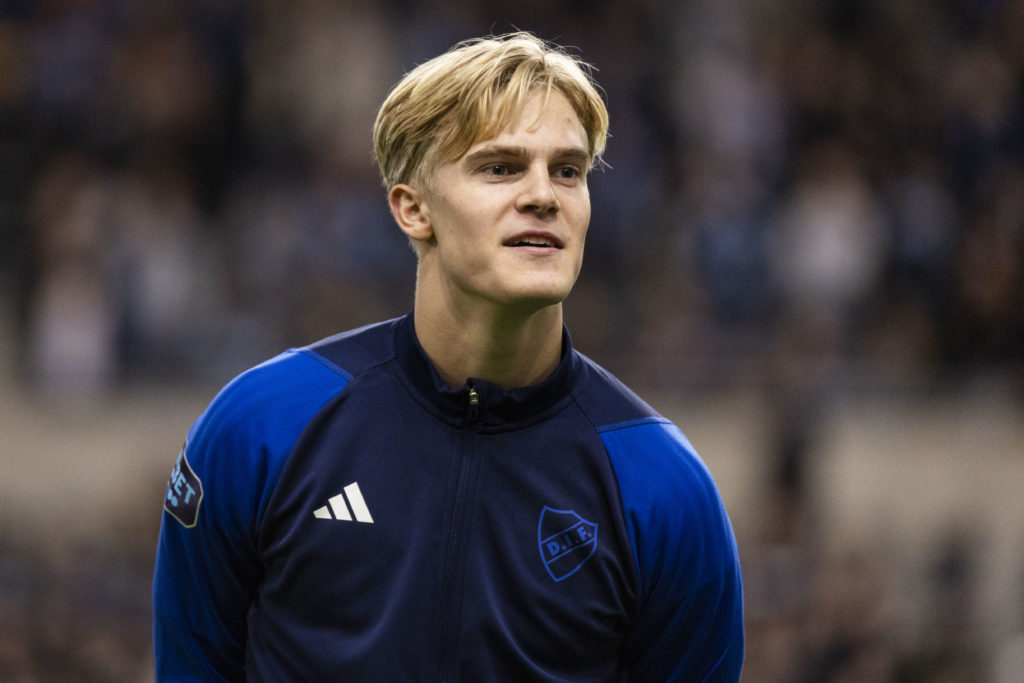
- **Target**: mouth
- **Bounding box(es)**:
[503,232,564,249]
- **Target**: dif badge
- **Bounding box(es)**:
[538,506,598,582]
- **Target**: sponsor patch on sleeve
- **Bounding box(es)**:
[164,444,204,528]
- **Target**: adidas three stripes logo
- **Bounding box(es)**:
[313,482,374,523]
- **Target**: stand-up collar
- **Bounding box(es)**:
[392,313,580,429]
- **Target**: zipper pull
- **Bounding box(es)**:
[466,384,480,422]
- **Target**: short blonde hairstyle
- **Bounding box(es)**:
[373,32,609,190]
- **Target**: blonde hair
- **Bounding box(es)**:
[373,32,609,190]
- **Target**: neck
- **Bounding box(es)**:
[413,297,565,390]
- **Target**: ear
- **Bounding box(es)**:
[388,184,434,245]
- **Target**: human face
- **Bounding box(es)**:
[416,90,591,315]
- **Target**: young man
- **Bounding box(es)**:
[153,32,744,681]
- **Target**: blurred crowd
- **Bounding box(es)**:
[1,0,1022,680]
[1,0,1021,394]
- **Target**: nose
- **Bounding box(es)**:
[516,164,559,216]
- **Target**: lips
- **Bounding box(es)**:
[503,231,564,249]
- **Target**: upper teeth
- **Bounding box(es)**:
[516,238,553,247]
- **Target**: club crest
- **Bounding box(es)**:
[537,506,598,582]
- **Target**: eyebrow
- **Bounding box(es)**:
[462,144,590,166]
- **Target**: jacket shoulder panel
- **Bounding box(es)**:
[154,348,351,680]
[598,417,744,681]
[570,352,744,680]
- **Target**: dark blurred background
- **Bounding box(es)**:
[0,0,1022,680]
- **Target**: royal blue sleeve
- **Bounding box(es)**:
[152,349,349,682]
[601,418,744,682]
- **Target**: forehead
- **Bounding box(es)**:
[463,90,587,157]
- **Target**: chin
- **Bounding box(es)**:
[498,286,573,312]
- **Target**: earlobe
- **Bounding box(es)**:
[389,184,434,243]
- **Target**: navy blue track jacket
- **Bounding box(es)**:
[153,314,744,681]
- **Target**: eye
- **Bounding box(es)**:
[554,165,582,180]
[484,164,512,176]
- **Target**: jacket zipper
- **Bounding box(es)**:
[466,385,479,420]
[438,384,480,680]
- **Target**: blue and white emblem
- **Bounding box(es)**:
[537,506,598,582]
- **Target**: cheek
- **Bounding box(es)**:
[429,197,473,247]
[570,197,591,239]
[570,184,591,221]
[434,207,489,269]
